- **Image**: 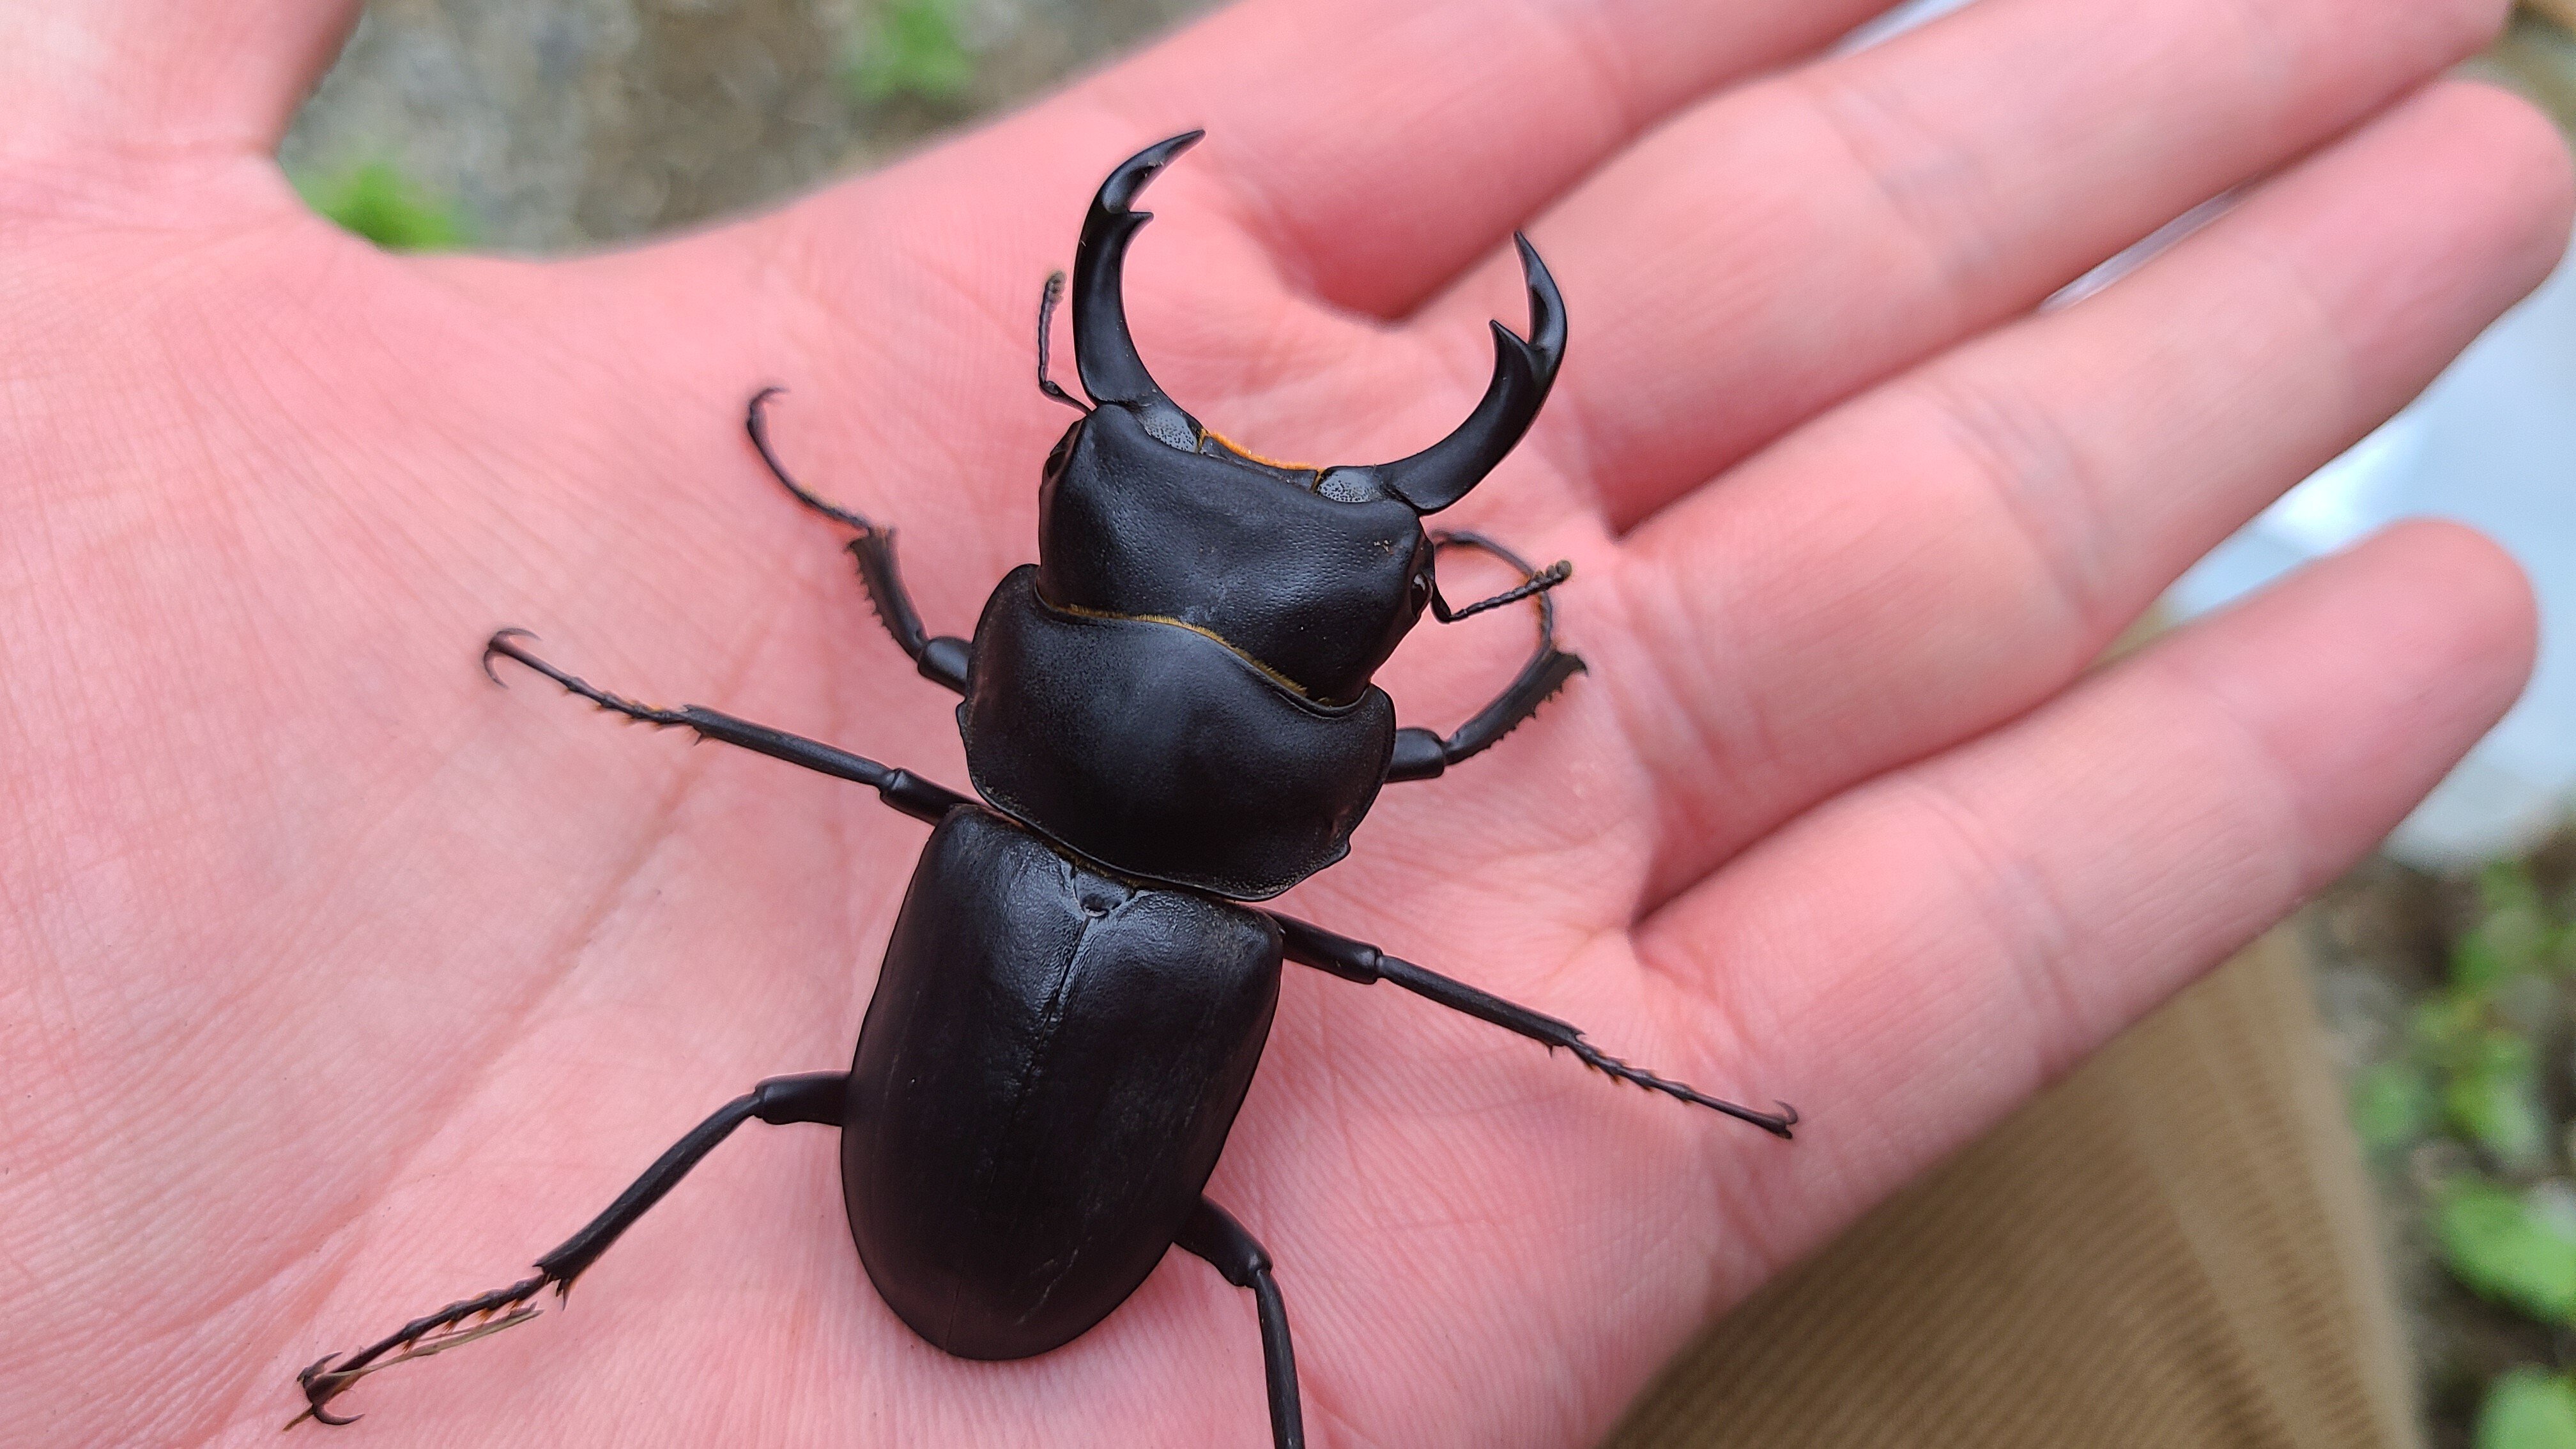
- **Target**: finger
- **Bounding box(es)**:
[0,1,358,164]
[752,0,1894,489]
[1643,519,2533,1276]
[768,0,1906,362]
[1604,80,2572,903]
[1039,0,1912,315]
[1416,0,2508,524]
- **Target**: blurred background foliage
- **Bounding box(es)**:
[845,0,979,103]
[2326,839,2576,1448]
[295,158,473,249]
[281,0,1215,252]
[278,4,2576,1448]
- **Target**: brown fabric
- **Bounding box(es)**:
[1606,931,2415,1449]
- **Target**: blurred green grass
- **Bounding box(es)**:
[847,0,977,104]
[295,160,471,250]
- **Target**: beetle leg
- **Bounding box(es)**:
[1387,532,1586,783]
[1175,1199,1305,1449]
[482,630,970,824]
[744,387,972,693]
[1268,914,1797,1138]
[291,1286,547,1426]
[1384,648,1586,782]
[289,1073,847,1429]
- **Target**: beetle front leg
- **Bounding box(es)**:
[1269,913,1797,1138]
[1175,1199,1304,1449]
[1384,644,1586,781]
[290,1073,847,1428]
[1387,532,1585,783]
[746,387,972,693]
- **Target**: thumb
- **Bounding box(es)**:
[0,2,358,168]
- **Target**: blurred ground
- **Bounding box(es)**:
[282,0,1213,249]
[282,6,2576,1447]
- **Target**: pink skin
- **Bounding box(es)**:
[0,0,2566,1445]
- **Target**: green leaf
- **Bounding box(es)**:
[2478,1368,2576,1449]
[2456,930,2520,995]
[847,0,976,103]
[2414,991,2487,1052]
[2458,861,2556,991]
[2439,1181,2576,1324]
[2445,1029,2551,1169]
[2352,1059,2436,1154]
[2483,859,2547,917]
[294,162,470,251]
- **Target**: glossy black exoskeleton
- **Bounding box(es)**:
[293,134,1793,1447]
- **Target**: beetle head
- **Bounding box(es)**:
[1036,132,1570,705]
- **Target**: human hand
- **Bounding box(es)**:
[1,0,2565,1445]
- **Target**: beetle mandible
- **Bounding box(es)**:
[292,132,1795,1446]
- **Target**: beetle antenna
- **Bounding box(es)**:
[1425,531,1572,632]
[1431,557,1571,624]
[1036,271,1090,413]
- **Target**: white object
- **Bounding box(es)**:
[2170,240,2576,867]
[1842,0,2576,866]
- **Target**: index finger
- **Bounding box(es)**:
[1068,0,1906,314]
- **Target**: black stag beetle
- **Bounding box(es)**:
[293,132,1795,1445]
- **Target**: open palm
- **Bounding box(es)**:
[4,0,2568,1445]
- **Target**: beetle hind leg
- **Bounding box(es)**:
[744,387,971,693]
[289,1072,848,1429]
[1176,1199,1305,1449]
[293,1280,549,1425]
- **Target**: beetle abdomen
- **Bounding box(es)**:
[843,808,1283,1361]
[960,565,1397,901]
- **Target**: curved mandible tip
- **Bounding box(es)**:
[1336,233,1568,515]
[1508,232,1568,377]
[1071,130,1207,447]
[1096,130,1203,214]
